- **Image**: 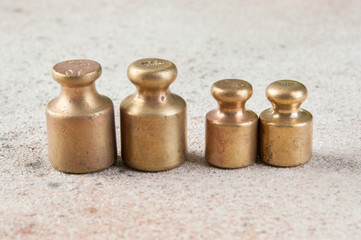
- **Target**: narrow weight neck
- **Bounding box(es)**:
[136,87,171,103]
[218,101,246,115]
[59,83,100,106]
[272,103,301,114]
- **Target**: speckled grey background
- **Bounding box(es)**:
[0,0,360,239]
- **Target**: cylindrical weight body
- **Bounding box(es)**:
[120,94,186,171]
[46,96,116,173]
[259,109,313,167]
[206,110,258,168]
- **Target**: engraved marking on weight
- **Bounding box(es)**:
[218,81,245,89]
[65,70,73,76]
[66,60,91,66]
[141,60,165,67]
[279,81,296,86]
[60,60,94,76]
[65,69,83,76]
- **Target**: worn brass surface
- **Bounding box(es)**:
[259,80,313,167]
[46,59,117,173]
[120,58,187,171]
[205,79,258,168]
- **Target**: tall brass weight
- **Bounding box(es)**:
[259,80,313,167]
[120,58,187,171]
[46,59,117,173]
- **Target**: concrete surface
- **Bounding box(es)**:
[0,0,360,239]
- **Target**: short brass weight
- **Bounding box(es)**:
[206,79,258,168]
[120,58,187,171]
[259,80,313,167]
[46,59,117,173]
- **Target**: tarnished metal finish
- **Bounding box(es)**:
[259,80,313,167]
[120,58,187,171]
[205,79,258,168]
[46,59,117,173]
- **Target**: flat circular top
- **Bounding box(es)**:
[211,79,253,103]
[127,58,177,89]
[266,80,307,105]
[52,59,102,86]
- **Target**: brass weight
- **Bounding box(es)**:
[259,80,313,167]
[120,58,187,171]
[205,79,258,168]
[46,59,117,173]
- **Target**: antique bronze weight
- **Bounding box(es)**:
[46,59,117,173]
[120,58,187,171]
[259,80,313,167]
[205,79,258,168]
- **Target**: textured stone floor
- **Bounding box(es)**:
[0,0,360,239]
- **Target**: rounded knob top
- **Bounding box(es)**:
[211,79,253,105]
[52,59,101,86]
[266,80,308,106]
[127,58,177,90]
